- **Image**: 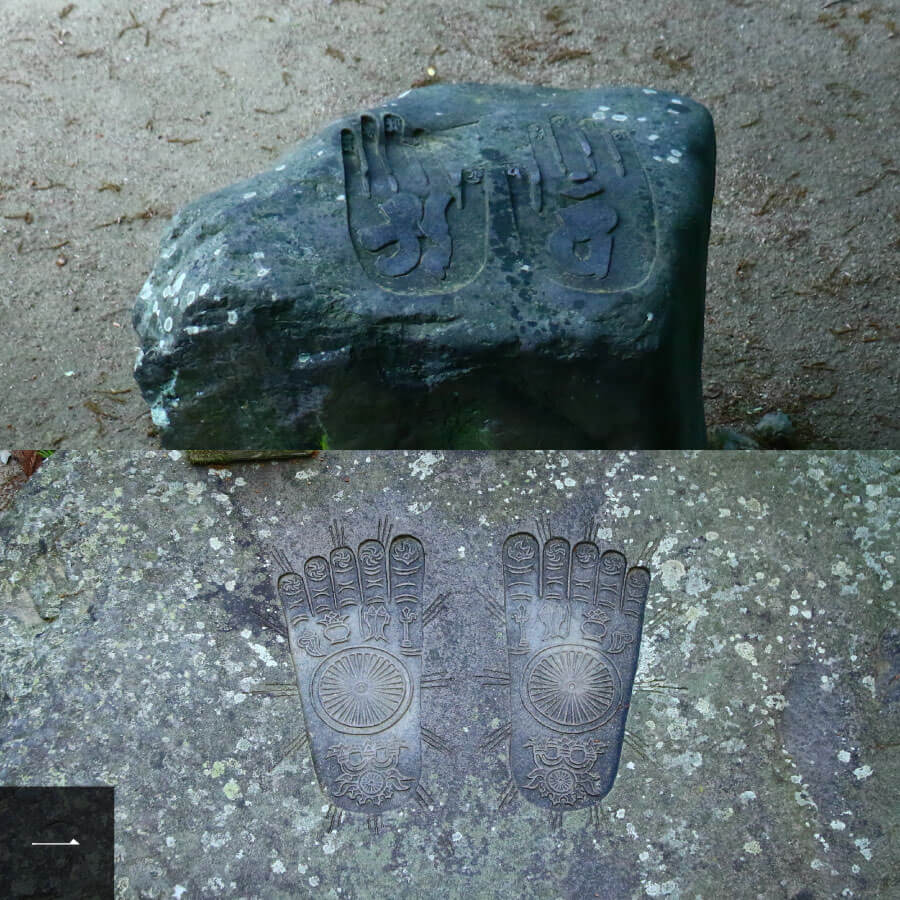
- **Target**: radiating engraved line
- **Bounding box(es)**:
[480,722,511,752]
[498,778,517,810]
[476,589,504,623]
[268,732,309,772]
[325,804,343,833]
[329,520,346,550]
[422,592,450,625]
[415,784,435,809]
[421,726,452,754]
[243,682,298,698]
[421,672,453,689]
[475,668,511,687]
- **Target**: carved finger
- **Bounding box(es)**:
[623,566,651,619]
[361,113,397,197]
[304,555,336,615]
[330,546,362,609]
[595,550,627,611]
[389,535,425,657]
[541,536,570,605]
[570,541,601,607]
[340,123,369,200]
[549,115,595,183]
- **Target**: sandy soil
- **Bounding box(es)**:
[1,0,897,449]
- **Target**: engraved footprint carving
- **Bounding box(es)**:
[505,115,655,292]
[272,521,452,823]
[480,522,650,817]
[340,112,487,293]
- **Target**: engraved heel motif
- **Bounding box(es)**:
[273,525,451,818]
[498,528,650,811]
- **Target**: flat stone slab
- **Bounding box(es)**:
[132,83,715,448]
[2,451,897,898]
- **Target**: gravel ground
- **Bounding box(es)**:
[1,0,897,448]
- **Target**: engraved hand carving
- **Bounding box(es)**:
[341,112,487,291]
[504,116,653,292]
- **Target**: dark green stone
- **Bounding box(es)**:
[132,83,715,448]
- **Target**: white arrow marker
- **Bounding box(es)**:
[31,838,80,846]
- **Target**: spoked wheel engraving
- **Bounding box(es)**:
[522,645,619,734]
[312,648,413,734]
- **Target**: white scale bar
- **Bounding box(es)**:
[31,839,80,846]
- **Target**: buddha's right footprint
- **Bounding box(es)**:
[482,526,650,814]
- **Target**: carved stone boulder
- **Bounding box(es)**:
[132,83,715,448]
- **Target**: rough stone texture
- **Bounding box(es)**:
[1,451,898,898]
[132,83,715,449]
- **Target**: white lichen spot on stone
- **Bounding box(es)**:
[735,641,758,666]
[225,580,236,592]
[831,820,846,831]
[853,764,873,780]
[611,113,628,122]
[209,537,223,551]
[743,840,762,855]
[832,560,853,578]
[838,750,852,763]
[457,546,466,559]
[659,559,686,589]
[739,790,757,803]
[410,451,443,480]
[168,450,183,461]
[861,675,876,697]
[199,282,210,297]
[163,317,173,333]
[694,697,715,718]
[249,642,278,667]
[865,483,884,497]
[223,779,241,800]
[243,192,257,200]
[854,837,872,860]
[227,311,238,325]
[271,860,286,874]
[309,876,320,887]
[151,407,170,428]
[257,268,270,278]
